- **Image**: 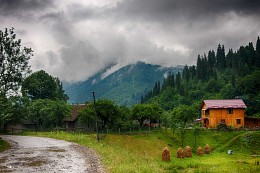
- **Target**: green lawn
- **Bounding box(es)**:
[22,129,260,173]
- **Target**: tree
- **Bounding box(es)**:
[216,44,226,69]
[0,93,12,128]
[171,105,196,127]
[78,107,95,131]
[0,28,32,97]
[175,72,181,90]
[193,125,201,148]
[94,99,120,129]
[152,80,160,96]
[22,70,68,101]
[182,65,190,81]
[208,50,216,68]
[26,99,70,129]
[256,36,260,67]
[171,105,196,146]
[131,104,150,127]
[160,111,171,130]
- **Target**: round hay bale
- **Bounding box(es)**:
[177,147,184,158]
[204,144,210,154]
[162,147,171,162]
[185,146,192,157]
[197,147,203,156]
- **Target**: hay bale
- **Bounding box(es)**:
[162,147,171,162]
[177,147,184,158]
[204,144,210,154]
[185,146,192,157]
[197,147,203,156]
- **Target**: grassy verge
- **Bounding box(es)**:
[23,129,260,173]
[0,138,11,152]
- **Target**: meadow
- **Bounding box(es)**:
[22,129,260,173]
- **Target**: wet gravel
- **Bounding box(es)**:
[0,135,106,173]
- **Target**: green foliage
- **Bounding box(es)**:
[143,36,260,117]
[0,93,12,127]
[0,27,32,127]
[0,138,11,152]
[22,70,68,101]
[131,103,163,127]
[26,99,71,129]
[82,99,132,129]
[193,125,201,148]
[171,105,197,126]
[78,107,95,130]
[0,28,32,98]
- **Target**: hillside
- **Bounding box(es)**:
[63,62,183,106]
[143,37,260,116]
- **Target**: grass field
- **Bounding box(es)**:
[22,129,260,173]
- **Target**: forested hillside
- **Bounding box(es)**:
[64,62,183,107]
[142,37,260,117]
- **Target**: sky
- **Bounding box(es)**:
[1,0,260,83]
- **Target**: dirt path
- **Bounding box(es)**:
[0,135,106,173]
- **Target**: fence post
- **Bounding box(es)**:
[119,128,120,134]
[107,128,108,134]
[130,128,131,133]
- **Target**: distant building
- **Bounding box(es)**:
[64,104,87,130]
[201,99,247,128]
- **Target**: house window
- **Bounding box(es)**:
[221,119,226,124]
[205,109,209,116]
[227,108,233,114]
[236,119,241,125]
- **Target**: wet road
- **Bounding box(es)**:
[0,135,105,173]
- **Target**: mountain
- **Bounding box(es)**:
[63,62,183,107]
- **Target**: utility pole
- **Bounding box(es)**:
[92,91,100,142]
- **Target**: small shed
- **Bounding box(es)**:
[244,117,260,129]
[64,104,87,129]
[201,99,247,128]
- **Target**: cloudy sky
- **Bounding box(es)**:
[1,0,260,82]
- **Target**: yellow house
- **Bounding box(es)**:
[201,99,247,128]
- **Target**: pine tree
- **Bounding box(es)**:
[175,72,181,91]
[182,65,190,81]
[189,65,196,79]
[216,44,226,69]
[208,50,216,68]
[226,49,234,68]
[196,55,203,80]
[255,36,260,67]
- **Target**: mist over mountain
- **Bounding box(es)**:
[63,62,183,106]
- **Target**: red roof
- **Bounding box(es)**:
[201,99,247,109]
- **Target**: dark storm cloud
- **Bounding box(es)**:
[39,11,75,46]
[68,3,99,22]
[0,0,53,16]
[113,0,260,22]
[1,0,259,82]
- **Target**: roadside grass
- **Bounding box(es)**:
[23,130,260,173]
[0,138,10,152]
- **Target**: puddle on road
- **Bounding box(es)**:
[46,148,66,152]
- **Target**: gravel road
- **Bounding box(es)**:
[0,135,106,173]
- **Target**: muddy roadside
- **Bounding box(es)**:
[0,135,106,173]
